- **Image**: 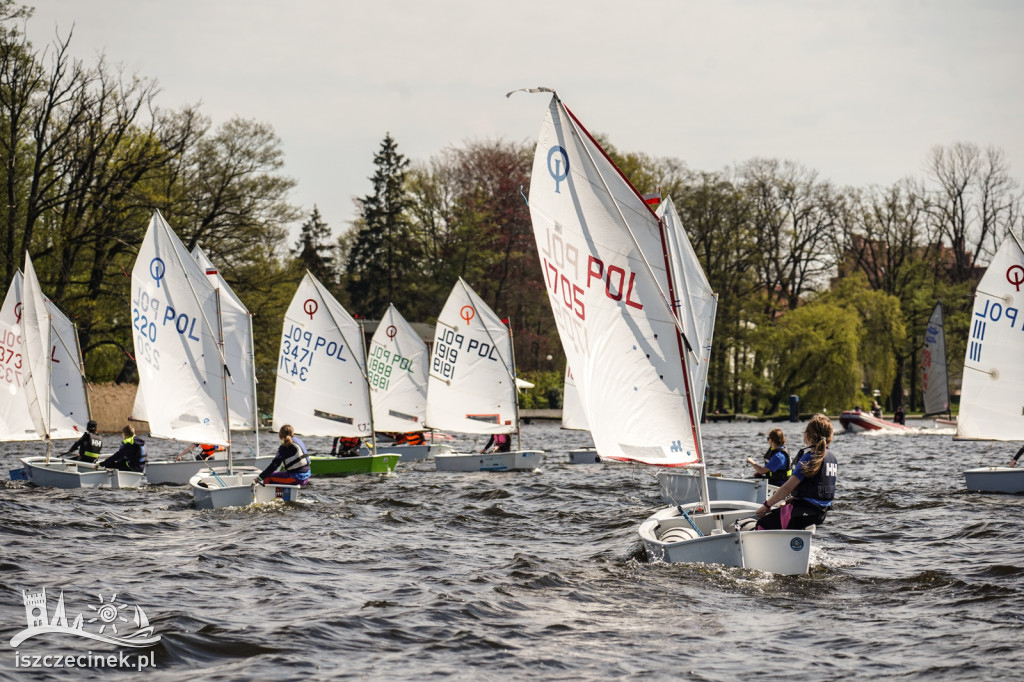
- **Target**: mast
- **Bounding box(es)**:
[247,308,260,457]
[508,319,522,451]
[361,319,377,454]
[215,288,232,473]
[43,305,53,461]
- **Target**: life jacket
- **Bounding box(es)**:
[763,446,792,486]
[198,443,221,459]
[123,437,147,472]
[397,432,425,446]
[337,437,361,450]
[281,443,310,472]
[493,433,511,452]
[792,448,837,505]
[80,433,102,460]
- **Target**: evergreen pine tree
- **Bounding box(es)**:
[293,205,336,285]
[345,133,414,318]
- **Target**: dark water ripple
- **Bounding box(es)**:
[0,419,1022,679]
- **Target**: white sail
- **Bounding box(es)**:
[658,196,718,409]
[272,272,371,437]
[957,233,1024,441]
[20,253,90,440]
[0,271,38,441]
[130,212,230,445]
[425,278,517,435]
[368,303,428,433]
[921,301,950,417]
[561,365,589,431]
[527,94,700,466]
[192,245,258,431]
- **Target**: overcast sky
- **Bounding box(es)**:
[25,1,1024,244]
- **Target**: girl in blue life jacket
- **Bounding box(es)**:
[755,413,836,531]
[746,427,791,486]
[256,426,311,486]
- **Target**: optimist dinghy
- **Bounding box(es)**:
[522,89,811,573]
[425,278,543,472]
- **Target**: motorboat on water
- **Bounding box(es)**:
[839,409,918,433]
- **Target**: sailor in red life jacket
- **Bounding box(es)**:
[480,433,511,454]
[755,413,837,531]
[331,436,362,457]
[394,431,425,446]
[256,426,311,486]
[175,442,225,461]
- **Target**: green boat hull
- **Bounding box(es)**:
[308,454,398,477]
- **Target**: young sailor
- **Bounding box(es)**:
[746,428,791,486]
[481,433,511,453]
[61,420,103,463]
[256,425,311,486]
[755,414,836,531]
[99,425,147,473]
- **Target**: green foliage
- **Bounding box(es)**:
[516,370,563,409]
[345,133,417,318]
[759,299,862,413]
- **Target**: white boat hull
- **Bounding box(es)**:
[189,466,304,509]
[434,450,544,472]
[568,448,600,464]
[373,443,451,462]
[964,467,1024,494]
[20,457,144,489]
[638,501,814,575]
[657,471,773,504]
[145,455,275,485]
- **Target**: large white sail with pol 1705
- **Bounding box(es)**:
[131,211,230,446]
[272,272,372,438]
[526,93,700,467]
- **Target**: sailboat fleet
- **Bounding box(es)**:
[4,92,1020,574]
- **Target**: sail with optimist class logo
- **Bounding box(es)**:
[368,303,429,433]
[525,92,700,467]
[131,211,230,446]
[425,278,518,436]
[957,233,1024,442]
[272,272,372,438]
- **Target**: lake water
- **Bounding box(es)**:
[1,419,1021,680]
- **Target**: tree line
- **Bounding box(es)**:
[3,4,1021,418]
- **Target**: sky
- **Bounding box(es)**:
[24,1,1024,245]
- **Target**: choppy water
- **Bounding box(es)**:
[1,419,1022,681]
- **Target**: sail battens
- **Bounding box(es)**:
[272,272,371,438]
[425,278,517,435]
[527,95,700,467]
[131,213,230,446]
[368,304,429,433]
[956,233,1024,441]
